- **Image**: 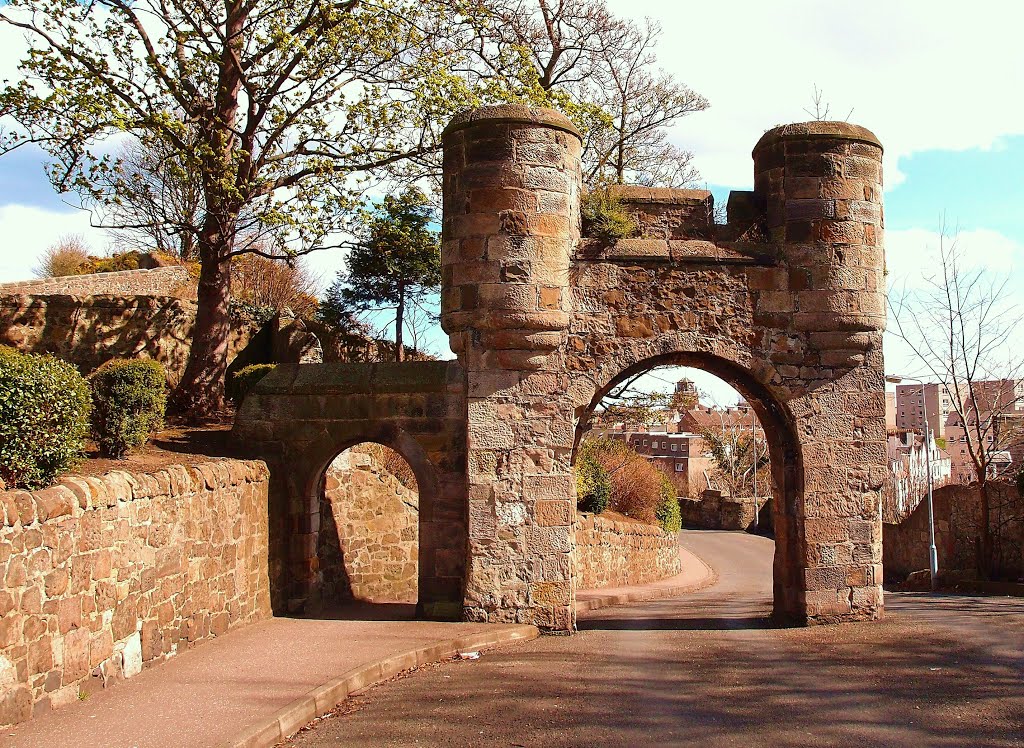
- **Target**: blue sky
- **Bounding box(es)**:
[0,1,1022,403]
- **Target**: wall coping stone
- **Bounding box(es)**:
[752,120,883,155]
[0,458,269,527]
[442,104,582,141]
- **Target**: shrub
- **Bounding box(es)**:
[33,235,91,277]
[0,349,91,489]
[89,359,167,458]
[228,363,277,405]
[581,187,638,241]
[575,444,611,514]
[87,251,142,274]
[655,473,682,532]
[582,437,667,525]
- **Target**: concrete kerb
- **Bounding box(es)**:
[222,624,539,748]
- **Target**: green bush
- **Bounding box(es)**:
[89,359,167,458]
[0,349,91,489]
[656,474,682,533]
[581,187,638,241]
[575,444,611,514]
[228,363,277,405]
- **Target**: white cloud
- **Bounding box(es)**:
[609,0,1024,189]
[885,227,1024,289]
[0,204,109,283]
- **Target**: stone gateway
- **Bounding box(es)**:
[235,104,887,632]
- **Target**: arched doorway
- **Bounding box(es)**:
[318,442,421,610]
[573,351,804,621]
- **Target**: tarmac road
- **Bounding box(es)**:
[287,530,1024,747]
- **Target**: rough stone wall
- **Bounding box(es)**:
[319,451,418,604]
[679,491,768,531]
[0,460,271,727]
[232,360,467,619]
[605,185,714,240]
[0,294,261,386]
[575,513,681,590]
[0,267,194,297]
[883,482,1022,581]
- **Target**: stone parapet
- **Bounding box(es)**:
[575,513,681,590]
[0,266,194,297]
[0,460,271,727]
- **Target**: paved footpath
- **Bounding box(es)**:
[289,530,1024,748]
[3,546,711,748]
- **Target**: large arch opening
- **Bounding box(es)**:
[572,351,804,621]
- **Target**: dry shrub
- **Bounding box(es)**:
[353,443,418,491]
[231,251,319,317]
[585,437,666,525]
[34,235,91,277]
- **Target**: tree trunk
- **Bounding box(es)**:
[978,478,993,579]
[395,287,405,363]
[169,241,232,420]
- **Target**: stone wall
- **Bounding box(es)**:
[680,491,769,531]
[575,513,681,590]
[0,267,194,297]
[0,294,263,386]
[0,460,271,727]
[883,481,1023,582]
[319,450,419,604]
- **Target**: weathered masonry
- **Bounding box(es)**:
[235,105,888,631]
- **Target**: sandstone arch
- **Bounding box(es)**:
[237,104,888,632]
[572,351,804,619]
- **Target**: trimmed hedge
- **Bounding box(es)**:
[0,347,91,489]
[228,363,277,405]
[89,359,167,458]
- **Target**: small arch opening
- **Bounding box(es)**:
[316,442,421,615]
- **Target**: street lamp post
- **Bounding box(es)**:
[887,374,939,590]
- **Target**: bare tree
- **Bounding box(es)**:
[472,0,708,186]
[102,136,205,261]
[890,226,1024,577]
[802,84,854,123]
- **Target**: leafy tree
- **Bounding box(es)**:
[0,0,547,418]
[324,188,440,362]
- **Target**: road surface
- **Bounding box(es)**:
[287,530,1024,747]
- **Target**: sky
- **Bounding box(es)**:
[0,1,1022,405]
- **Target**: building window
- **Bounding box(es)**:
[671,444,678,452]
[675,463,684,472]
[651,441,658,448]
[643,440,648,446]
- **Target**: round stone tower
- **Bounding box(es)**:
[752,122,885,337]
[441,105,584,630]
[440,104,583,368]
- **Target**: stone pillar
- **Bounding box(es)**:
[753,122,887,623]
[441,105,582,630]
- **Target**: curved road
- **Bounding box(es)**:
[288,530,1024,747]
